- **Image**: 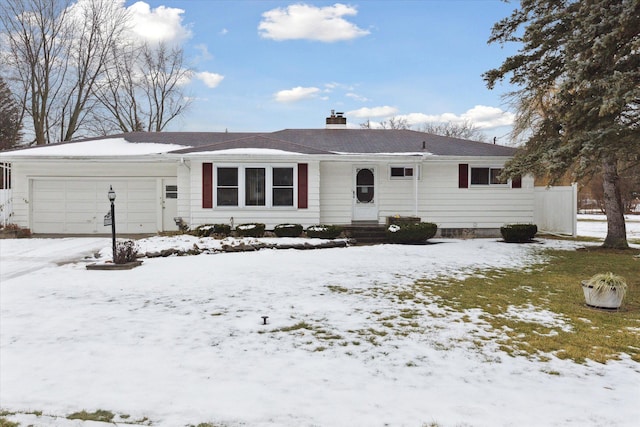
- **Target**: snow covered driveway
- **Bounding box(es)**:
[1,237,638,427]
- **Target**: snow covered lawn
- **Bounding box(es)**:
[577,213,640,240]
[1,235,638,427]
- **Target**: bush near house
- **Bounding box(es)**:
[114,240,138,264]
[274,223,303,237]
[235,223,266,238]
[386,222,437,244]
[0,223,31,238]
[194,224,231,237]
[306,224,343,239]
[500,223,538,243]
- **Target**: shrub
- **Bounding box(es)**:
[274,223,303,237]
[585,272,627,297]
[0,223,32,238]
[114,240,138,264]
[305,224,343,239]
[236,223,266,238]
[194,224,231,237]
[385,222,437,244]
[500,223,538,243]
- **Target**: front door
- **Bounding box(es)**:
[162,178,179,231]
[352,167,378,222]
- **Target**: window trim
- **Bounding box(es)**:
[216,166,240,206]
[469,166,509,187]
[272,167,295,207]
[389,165,420,180]
[214,164,298,208]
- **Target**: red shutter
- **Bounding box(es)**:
[458,164,469,188]
[202,163,213,208]
[512,175,522,188]
[298,163,308,209]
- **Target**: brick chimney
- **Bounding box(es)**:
[326,110,347,129]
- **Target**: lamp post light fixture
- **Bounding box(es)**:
[107,186,116,263]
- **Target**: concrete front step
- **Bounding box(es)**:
[344,225,387,244]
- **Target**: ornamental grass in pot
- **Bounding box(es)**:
[581,272,627,309]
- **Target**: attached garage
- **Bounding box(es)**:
[31,178,159,234]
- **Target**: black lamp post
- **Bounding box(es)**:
[107,186,116,263]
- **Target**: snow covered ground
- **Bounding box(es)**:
[1,218,639,427]
[576,213,640,240]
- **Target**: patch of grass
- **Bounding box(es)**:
[274,321,312,332]
[0,418,20,427]
[67,409,115,422]
[327,284,349,293]
[414,247,640,363]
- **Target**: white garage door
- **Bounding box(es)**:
[32,179,159,234]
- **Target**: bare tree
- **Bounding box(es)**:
[419,120,487,142]
[58,0,129,141]
[380,116,410,130]
[94,42,193,133]
[0,0,130,144]
[0,0,71,145]
[359,116,410,130]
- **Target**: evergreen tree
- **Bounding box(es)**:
[0,76,22,150]
[485,0,640,249]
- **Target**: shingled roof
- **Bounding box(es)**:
[126,129,516,156]
[0,129,517,157]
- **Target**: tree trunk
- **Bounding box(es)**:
[601,156,628,249]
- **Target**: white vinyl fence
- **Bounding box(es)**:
[534,184,578,236]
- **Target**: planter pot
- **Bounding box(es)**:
[581,281,625,309]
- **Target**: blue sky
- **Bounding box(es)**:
[125,1,520,142]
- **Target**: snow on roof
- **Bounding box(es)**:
[185,148,304,156]
[331,151,433,156]
[0,138,189,158]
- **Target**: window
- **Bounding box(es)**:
[273,167,294,206]
[215,166,296,207]
[470,167,506,185]
[390,166,416,179]
[245,168,265,206]
[217,167,238,206]
[0,163,10,190]
[165,185,178,199]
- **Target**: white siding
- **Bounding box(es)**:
[7,157,539,233]
[416,163,535,228]
[319,160,536,228]
[319,162,354,224]
[9,161,177,233]
[177,162,191,224]
[188,160,321,229]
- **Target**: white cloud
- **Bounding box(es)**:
[196,72,224,88]
[127,1,192,45]
[396,105,514,129]
[194,44,213,61]
[347,106,399,118]
[274,86,321,102]
[346,92,369,102]
[258,3,370,42]
[460,105,515,129]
